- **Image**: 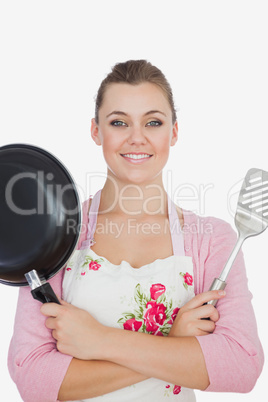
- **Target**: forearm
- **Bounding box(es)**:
[101,328,209,390]
[58,358,148,401]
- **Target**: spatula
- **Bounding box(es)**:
[207,168,268,306]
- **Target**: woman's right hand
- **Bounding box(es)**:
[168,290,226,338]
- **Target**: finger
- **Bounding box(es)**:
[40,293,70,312]
[57,298,70,306]
[40,302,62,317]
[180,303,219,324]
[45,317,57,330]
[183,290,226,311]
[52,329,59,341]
[50,295,69,307]
[195,304,220,322]
[197,318,216,334]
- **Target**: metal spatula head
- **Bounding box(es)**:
[236,168,268,239]
[207,167,268,307]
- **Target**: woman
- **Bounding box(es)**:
[8,60,264,401]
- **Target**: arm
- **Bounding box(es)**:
[81,218,263,393]
[11,286,222,402]
[58,359,147,401]
[102,330,209,390]
[58,287,225,400]
[8,280,148,402]
[7,271,73,402]
[42,290,226,396]
[190,217,264,392]
[7,198,148,402]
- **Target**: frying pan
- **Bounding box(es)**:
[0,144,81,303]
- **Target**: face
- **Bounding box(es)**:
[91,82,178,186]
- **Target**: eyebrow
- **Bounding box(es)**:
[106,110,167,118]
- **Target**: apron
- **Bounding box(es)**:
[63,190,196,401]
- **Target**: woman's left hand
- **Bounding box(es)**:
[168,290,226,337]
[40,299,106,360]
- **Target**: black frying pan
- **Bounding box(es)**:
[0,144,81,303]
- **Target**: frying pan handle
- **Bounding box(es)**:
[31,282,60,304]
[25,269,60,304]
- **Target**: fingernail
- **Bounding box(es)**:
[218,290,226,296]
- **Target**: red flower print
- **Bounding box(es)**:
[144,301,166,334]
[150,283,166,300]
[184,272,193,286]
[173,385,181,394]
[81,271,86,276]
[168,307,180,324]
[89,260,101,271]
[82,256,104,273]
[123,318,142,332]
[166,385,170,389]
[66,267,72,271]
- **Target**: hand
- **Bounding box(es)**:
[40,299,106,360]
[168,290,226,337]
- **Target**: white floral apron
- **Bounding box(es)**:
[63,190,196,401]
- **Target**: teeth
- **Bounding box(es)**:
[122,153,151,160]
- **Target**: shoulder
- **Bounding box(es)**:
[183,209,236,242]
[182,209,237,265]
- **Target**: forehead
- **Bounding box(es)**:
[100,82,171,116]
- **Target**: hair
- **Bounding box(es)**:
[94,59,177,124]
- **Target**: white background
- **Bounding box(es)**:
[0,1,267,401]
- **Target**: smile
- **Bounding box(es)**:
[121,153,153,160]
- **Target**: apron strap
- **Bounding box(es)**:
[80,189,102,249]
[167,193,185,257]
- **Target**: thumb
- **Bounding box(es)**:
[57,297,70,306]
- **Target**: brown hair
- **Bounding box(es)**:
[95,59,177,124]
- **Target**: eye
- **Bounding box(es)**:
[146,120,162,127]
[110,120,127,127]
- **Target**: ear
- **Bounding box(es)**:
[170,121,178,146]
[91,118,102,146]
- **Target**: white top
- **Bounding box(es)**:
[63,190,196,401]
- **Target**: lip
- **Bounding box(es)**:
[120,153,153,164]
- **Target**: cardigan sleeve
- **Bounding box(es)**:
[7,199,90,402]
[191,216,264,393]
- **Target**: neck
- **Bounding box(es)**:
[99,173,168,217]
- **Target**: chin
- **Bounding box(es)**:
[123,172,162,186]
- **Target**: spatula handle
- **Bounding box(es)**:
[201,278,227,320]
[207,278,227,306]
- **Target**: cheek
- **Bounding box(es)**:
[156,135,172,153]
[101,135,115,153]
[100,137,121,167]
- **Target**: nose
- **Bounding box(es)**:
[127,125,147,145]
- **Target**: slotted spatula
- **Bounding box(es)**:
[207,168,268,306]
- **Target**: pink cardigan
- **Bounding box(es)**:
[8,199,264,401]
